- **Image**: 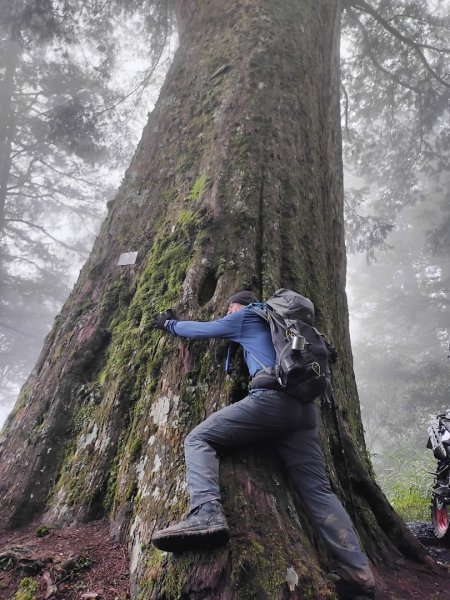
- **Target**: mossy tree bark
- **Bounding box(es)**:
[0,0,431,598]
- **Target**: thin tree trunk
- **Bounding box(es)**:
[0,40,19,237]
[0,1,432,598]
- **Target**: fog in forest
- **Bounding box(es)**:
[1,1,449,510]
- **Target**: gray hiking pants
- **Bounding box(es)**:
[184,389,370,572]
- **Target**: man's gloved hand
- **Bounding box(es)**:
[153,309,176,331]
[328,346,338,364]
[325,341,338,364]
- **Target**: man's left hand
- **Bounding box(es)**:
[154,309,175,330]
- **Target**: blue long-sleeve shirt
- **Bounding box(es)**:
[165,307,275,377]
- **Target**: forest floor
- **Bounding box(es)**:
[0,519,449,599]
[0,520,129,600]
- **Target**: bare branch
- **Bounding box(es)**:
[11,148,28,159]
[422,139,450,163]
[36,159,105,188]
[0,320,42,340]
[3,253,56,276]
[4,218,85,253]
[387,13,450,33]
[6,191,54,199]
[93,18,170,120]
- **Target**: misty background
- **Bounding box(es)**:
[1,1,449,514]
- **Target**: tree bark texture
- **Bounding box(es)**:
[0,1,430,598]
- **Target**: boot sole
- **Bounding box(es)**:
[152,526,230,553]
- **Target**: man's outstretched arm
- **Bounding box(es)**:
[155,311,244,341]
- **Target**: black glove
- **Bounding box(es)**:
[325,340,338,364]
[328,346,338,364]
[153,309,176,331]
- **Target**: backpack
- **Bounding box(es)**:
[250,289,331,402]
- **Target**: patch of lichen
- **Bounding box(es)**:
[125,480,139,502]
[52,330,74,362]
[63,451,94,508]
[111,418,147,507]
[228,131,252,161]
[176,153,194,174]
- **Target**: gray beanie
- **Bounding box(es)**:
[228,290,257,306]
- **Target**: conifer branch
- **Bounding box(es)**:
[346,8,421,93]
[348,0,450,88]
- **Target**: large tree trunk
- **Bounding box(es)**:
[0,0,431,597]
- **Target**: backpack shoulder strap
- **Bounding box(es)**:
[246,303,271,370]
[248,302,269,321]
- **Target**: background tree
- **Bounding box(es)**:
[0,0,173,412]
[341,0,450,514]
[347,185,450,515]
[0,0,448,598]
[342,0,449,224]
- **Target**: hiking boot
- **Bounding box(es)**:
[152,500,230,552]
[334,566,376,599]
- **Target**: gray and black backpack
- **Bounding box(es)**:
[250,289,332,401]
